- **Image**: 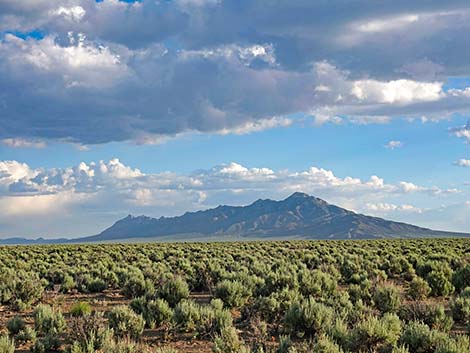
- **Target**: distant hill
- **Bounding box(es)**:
[1,192,468,245]
[0,237,69,245]
[79,192,469,242]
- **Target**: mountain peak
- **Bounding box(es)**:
[287,191,309,199]
[80,193,468,242]
[284,192,326,205]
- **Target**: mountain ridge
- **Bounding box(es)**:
[80,192,469,242]
[1,192,468,244]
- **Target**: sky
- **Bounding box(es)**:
[1,0,470,238]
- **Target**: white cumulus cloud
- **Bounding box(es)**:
[0,158,461,237]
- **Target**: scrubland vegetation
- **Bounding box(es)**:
[1,239,470,352]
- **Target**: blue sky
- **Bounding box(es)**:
[1,116,469,184]
[1,0,470,238]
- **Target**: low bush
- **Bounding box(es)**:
[122,276,154,299]
[87,278,107,293]
[276,335,295,353]
[107,306,145,340]
[215,280,251,308]
[33,304,66,335]
[312,335,344,353]
[453,265,470,293]
[212,327,250,353]
[435,335,470,353]
[69,311,112,351]
[0,270,44,310]
[349,313,402,352]
[284,297,334,338]
[407,277,431,300]
[60,274,76,293]
[173,299,201,332]
[131,297,173,329]
[212,306,233,335]
[348,280,372,304]
[70,302,92,317]
[451,294,470,324]
[31,334,61,353]
[0,336,14,353]
[6,316,25,335]
[14,327,36,345]
[399,321,448,353]
[426,271,454,297]
[399,302,453,332]
[97,337,145,353]
[173,299,232,336]
[158,276,190,307]
[373,285,401,313]
[298,269,337,298]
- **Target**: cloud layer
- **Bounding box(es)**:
[2,1,470,144]
[0,158,462,237]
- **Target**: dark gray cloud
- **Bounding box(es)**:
[1,0,470,144]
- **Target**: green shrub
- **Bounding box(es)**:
[312,335,344,353]
[31,334,61,353]
[327,319,349,349]
[122,276,154,299]
[451,295,470,324]
[0,336,14,353]
[158,276,190,307]
[399,302,453,332]
[131,297,173,329]
[453,265,470,292]
[373,285,401,313]
[435,335,470,353]
[348,280,372,304]
[426,271,454,297]
[276,335,295,353]
[215,280,251,308]
[87,278,107,293]
[212,327,250,353]
[33,304,66,335]
[70,302,92,317]
[213,306,233,335]
[173,298,233,337]
[14,327,36,345]
[196,305,216,336]
[6,315,25,335]
[99,337,142,353]
[350,313,402,352]
[248,288,302,322]
[60,274,76,293]
[407,277,431,300]
[462,287,470,297]
[0,270,44,310]
[107,306,145,340]
[69,312,112,352]
[284,297,334,338]
[399,321,449,353]
[173,299,201,332]
[298,269,337,298]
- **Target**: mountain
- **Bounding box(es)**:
[1,192,467,245]
[0,237,69,245]
[79,192,469,242]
